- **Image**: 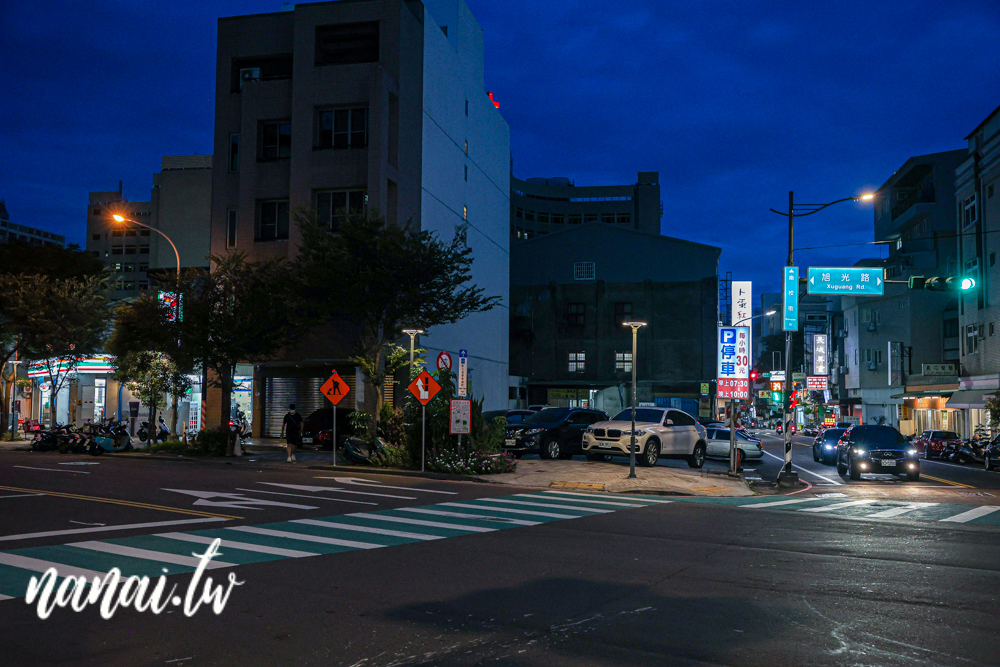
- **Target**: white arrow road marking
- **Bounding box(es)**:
[259,482,414,500]
[162,489,316,510]
[236,487,377,506]
[939,506,1000,523]
[314,477,458,495]
[761,450,843,485]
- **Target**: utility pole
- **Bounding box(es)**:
[780,191,799,487]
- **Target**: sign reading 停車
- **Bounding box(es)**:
[717,326,749,400]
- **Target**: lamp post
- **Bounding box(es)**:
[112,214,180,280]
[768,192,873,486]
[728,310,776,474]
[622,321,647,479]
[9,355,22,439]
[401,329,424,374]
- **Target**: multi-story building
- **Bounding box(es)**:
[509,224,719,418]
[841,150,964,433]
[86,156,212,301]
[209,0,510,434]
[953,105,1000,437]
[510,172,661,240]
[0,201,66,247]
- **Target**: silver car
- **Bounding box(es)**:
[582,407,708,468]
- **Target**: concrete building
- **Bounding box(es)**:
[209,0,510,434]
[953,104,1000,437]
[509,224,719,418]
[86,156,212,301]
[0,201,66,247]
[510,172,661,240]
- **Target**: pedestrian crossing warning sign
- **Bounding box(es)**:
[320,371,350,406]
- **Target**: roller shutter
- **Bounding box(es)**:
[264,373,356,437]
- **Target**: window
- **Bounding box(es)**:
[226,209,238,248]
[464,139,468,155]
[463,205,468,221]
[229,133,240,172]
[92,207,101,216]
[256,199,290,241]
[464,165,468,181]
[537,212,549,224]
[139,263,148,272]
[670,410,697,426]
[122,281,135,291]
[112,230,124,237]
[568,352,585,373]
[963,195,977,229]
[111,245,123,255]
[465,99,469,116]
[318,107,368,149]
[524,210,535,222]
[616,213,631,224]
[140,229,150,236]
[991,253,996,268]
[990,184,995,198]
[566,303,585,326]
[138,245,149,254]
[138,281,149,291]
[601,213,615,223]
[515,207,523,219]
[614,302,633,324]
[574,261,595,280]
[112,263,123,272]
[123,263,135,273]
[260,121,291,160]
[568,215,581,225]
[91,234,100,241]
[125,230,136,237]
[315,190,365,232]
[943,319,959,338]
[615,351,633,373]
[967,324,979,354]
[552,214,564,224]
[991,323,995,337]
[315,21,379,66]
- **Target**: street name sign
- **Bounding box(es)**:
[320,371,350,406]
[408,370,441,406]
[449,399,471,435]
[807,267,884,296]
[436,351,452,371]
[458,349,468,397]
[770,371,785,381]
[783,267,799,331]
[717,326,750,399]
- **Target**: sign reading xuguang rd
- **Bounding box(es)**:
[807,267,884,296]
[717,326,750,400]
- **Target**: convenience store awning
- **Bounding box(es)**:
[889,389,954,400]
[946,390,993,410]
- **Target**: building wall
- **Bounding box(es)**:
[0,202,66,246]
[86,189,155,300]
[151,156,213,271]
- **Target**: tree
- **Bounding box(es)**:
[293,209,501,434]
[113,351,189,444]
[758,331,803,371]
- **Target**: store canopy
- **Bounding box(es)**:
[946,389,993,409]
[889,389,955,399]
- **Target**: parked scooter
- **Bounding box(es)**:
[341,435,386,464]
[955,437,987,465]
[82,419,134,456]
[136,418,168,444]
[229,408,251,445]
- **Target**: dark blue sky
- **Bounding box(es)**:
[3,0,999,294]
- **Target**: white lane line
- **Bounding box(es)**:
[739,498,817,509]
[396,507,540,526]
[0,518,229,543]
[226,526,384,549]
[349,512,496,533]
[70,541,236,569]
[867,502,939,518]
[543,490,675,503]
[0,594,13,601]
[0,494,44,499]
[292,519,445,541]
[762,451,843,485]
[476,498,612,513]
[799,500,877,513]
[12,466,90,474]
[939,506,1000,523]
[520,494,645,508]
[439,502,580,519]
[0,553,106,579]
[234,488,378,506]
[314,477,458,494]
[157,532,319,558]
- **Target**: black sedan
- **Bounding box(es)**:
[836,425,920,481]
[985,437,1000,471]
[503,407,608,459]
[812,428,845,465]
[482,409,536,426]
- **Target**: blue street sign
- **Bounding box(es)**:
[783,267,798,331]
[806,267,884,296]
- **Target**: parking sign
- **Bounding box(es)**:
[717,326,750,399]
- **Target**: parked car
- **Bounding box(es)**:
[812,428,846,465]
[836,425,920,481]
[527,404,552,412]
[704,427,763,466]
[913,430,962,459]
[503,407,608,459]
[482,409,536,426]
[582,407,708,468]
[300,407,352,449]
[984,436,1000,471]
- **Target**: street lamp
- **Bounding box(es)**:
[111,215,180,279]
[768,191,874,487]
[733,309,776,326]
[622,321,647,479]
[401,329,425,374]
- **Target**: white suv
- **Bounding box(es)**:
[582,407,708,468]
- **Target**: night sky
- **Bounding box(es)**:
[3,0,999,294]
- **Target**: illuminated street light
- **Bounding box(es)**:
[622,321,648,479]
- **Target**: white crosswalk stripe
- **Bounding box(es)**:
[739,498,816,509]
[69,541,236,569]
[157,532,319,558]
[0,553,106,579]
[939,506,1000,523]
[350,512,497,533]
[867,502,938,518]
[439,502,580,519]
[397,507,540,525]
[520,493,645,508]
[474,498,612,513]
[543,490,674,503]
[227,526,384,549]
[291,519,445,541]
[799,500,878,513]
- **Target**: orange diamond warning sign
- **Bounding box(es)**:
[320,371,350,406]
[408,370,441,406]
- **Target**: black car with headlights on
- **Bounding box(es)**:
[812,428,845,465]
[836,425,920,481]
[503,407,609,460]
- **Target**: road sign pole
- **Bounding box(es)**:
[729,399,737,474]
[779,191,799,488]
[332,405,336,467]
[421,404,426,472]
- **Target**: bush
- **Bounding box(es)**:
[426,448,517,475]
[370,437,413,468]
[379,405,407,448]
[191,427,231,456]
[149,440,187,452]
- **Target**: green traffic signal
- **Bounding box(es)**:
[908,275,977,291]
[771,391,782,402]
[961,276,976,291]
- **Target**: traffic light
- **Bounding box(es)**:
[908,275,977,292]
[750,370,759,381]
[770,391,782,402]
[784,389,798,412]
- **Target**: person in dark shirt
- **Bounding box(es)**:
[280,403,303,463]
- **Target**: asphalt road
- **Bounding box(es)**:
[0,449,998,666]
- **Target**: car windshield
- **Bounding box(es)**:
[851,426,906,447]
[612,408,664,423]
[823,429,845,442]
[524,408,571,424]
[933,431,959,440]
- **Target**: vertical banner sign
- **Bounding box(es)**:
[732,280,752,374]
[783,267,799,331]
[813,334,828,375]
[717,326,750,399]
[458,349,468,397]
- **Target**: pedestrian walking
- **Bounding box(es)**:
[280,403,303,463]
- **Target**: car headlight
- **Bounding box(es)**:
[625,429,646,436]
[524,428,544,435]
[585,427,594,433]
[823,444,834,450]
[853,447,866,455]
[907,448,918,456]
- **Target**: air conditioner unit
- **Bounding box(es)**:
[239,67,261,89]
[867,361,877,371]
[839,365,849,375]
[867,321,877,331]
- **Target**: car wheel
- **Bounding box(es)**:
[925,449,934,460]
[812,447,820,462]
[837,453,847,475]
[640,439,659,467]
[540,438,560,460]
[687,441,706,469]
[848,456,861,481]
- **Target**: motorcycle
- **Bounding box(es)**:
[83,419,134,456]
[940,439,963,462]
[954,438,987,465]
[229,408,251,445]
[341,435,386,464]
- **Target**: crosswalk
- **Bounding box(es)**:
[0,490,672,602]
[673,495,1000,526]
